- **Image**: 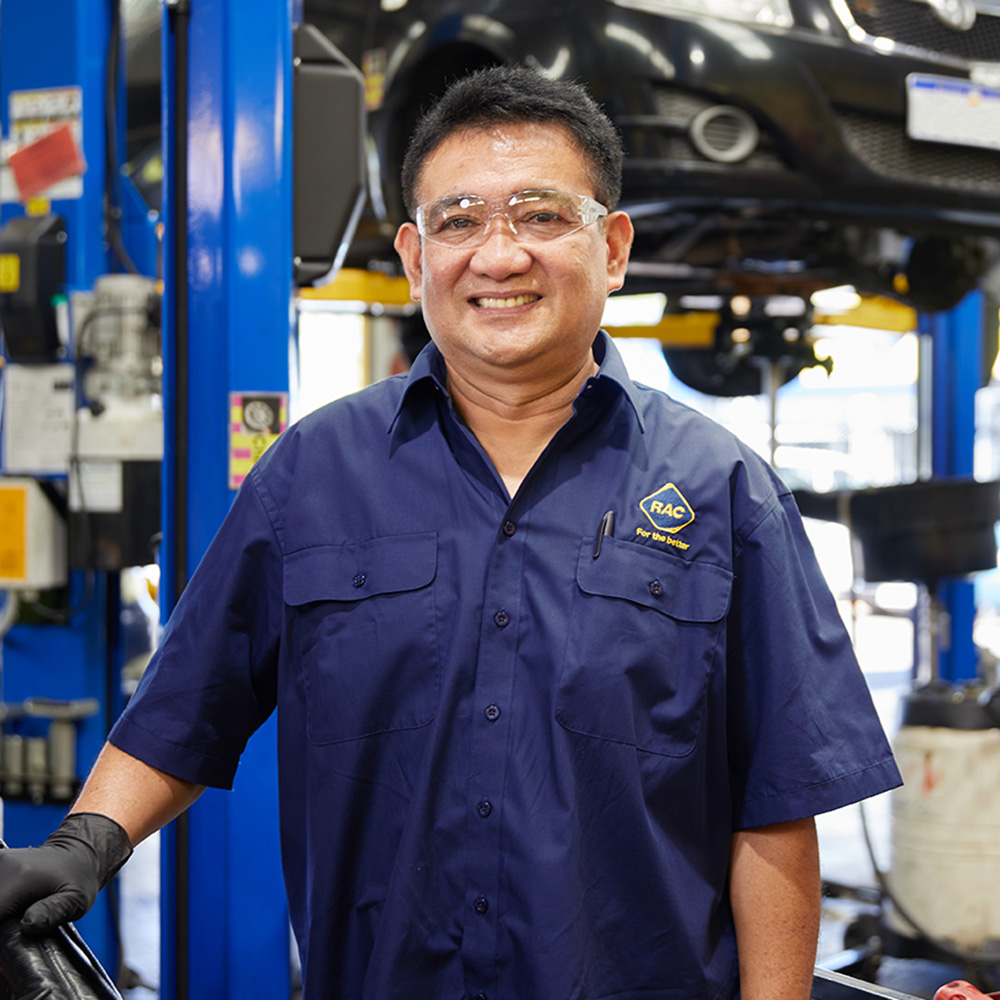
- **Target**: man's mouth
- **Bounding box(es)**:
[472,294,540,309]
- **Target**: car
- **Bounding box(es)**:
[306,0,1000,314]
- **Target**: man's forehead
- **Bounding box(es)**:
[414,122,592,203]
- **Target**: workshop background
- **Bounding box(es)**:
[1,1,999,998]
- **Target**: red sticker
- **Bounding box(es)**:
[8,124,86,201]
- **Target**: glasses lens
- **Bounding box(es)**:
[421,195,489,246]
[507,191,587,242]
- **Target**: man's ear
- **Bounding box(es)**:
[604,211,634,295]
[394,223,423,302]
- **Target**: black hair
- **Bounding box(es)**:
[400,65,624,218]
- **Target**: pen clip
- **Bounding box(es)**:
[593,510,615,559]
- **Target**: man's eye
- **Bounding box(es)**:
[519,209,576,229]
[438,216,478,231]
[525,211,565,224]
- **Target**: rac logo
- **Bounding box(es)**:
[639,483,695,534]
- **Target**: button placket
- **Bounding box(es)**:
[463,503,526,991]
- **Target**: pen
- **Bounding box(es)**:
[593,510,615,559]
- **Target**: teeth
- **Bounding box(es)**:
[475,294,539,309]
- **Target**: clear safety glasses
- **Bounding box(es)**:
[415,189,608,248]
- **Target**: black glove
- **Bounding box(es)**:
[0,814,133,936]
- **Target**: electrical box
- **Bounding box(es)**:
[0,214,67,362]
[292,24,366,285]
[67,274,163,570]
[0,477,67,589]
[0,362,75,476]
[68,403,162,570]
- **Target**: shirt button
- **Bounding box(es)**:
[473,896,489,915]
[476,799,492,818]
[494,609,510,628]
[484,704,501,723]
[473,993,488,1000]
[648,578,664,598]
[352,573,366,588]
[502,520,516,537]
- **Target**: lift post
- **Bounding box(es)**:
[924,290,985,683]
[158,0,295,995]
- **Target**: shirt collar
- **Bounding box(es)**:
[588,330,646,433]
[387,330,645,435]
[387,341,450,434]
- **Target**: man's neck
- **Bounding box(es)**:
[446,353,599,498]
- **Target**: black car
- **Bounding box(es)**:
[308,0,1000,313]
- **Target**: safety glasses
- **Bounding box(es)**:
[415,189,608,248]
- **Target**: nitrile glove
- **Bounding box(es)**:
[0,813,133,935]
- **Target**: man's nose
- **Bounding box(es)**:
[470,213,531,273]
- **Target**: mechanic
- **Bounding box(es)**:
[0,66,901,1000]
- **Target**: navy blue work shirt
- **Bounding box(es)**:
[111,332,901,1000]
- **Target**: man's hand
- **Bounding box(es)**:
[0,813,133,935]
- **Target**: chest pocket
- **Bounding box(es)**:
[556,537,732,758]
[284,532,439,744]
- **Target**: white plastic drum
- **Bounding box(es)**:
[888,724,1000,950]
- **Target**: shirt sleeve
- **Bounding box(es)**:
[109,470,283,789]
[726,491,902,829]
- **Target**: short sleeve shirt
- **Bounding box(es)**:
[110,333,901,1000]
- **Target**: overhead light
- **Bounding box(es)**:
[602,293,667,326]
[730,295,752,316]
[811,284,862,314]
[765,296,808,317]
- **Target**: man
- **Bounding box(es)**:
[0,66,900,999]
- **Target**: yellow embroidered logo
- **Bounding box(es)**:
[639,483,695,534]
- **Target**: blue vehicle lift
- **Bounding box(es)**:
[1,0,362,993]
[0,0,128,972]
[925,290,988,683]
[158,0,294,995]
[160,0,362,995]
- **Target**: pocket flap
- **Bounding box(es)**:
[284,532,438,605]
[576,537,732,622]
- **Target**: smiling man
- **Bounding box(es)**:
[394,122,632,497]
[0,67,900,1000]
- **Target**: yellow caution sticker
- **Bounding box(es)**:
[0,254,21,293]
[362,49,387,111]
[0,484,28,582]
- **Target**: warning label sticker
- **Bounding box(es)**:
[2,87,84,203]
[229,392,288,489]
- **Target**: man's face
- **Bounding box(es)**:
[395,123,632,388]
